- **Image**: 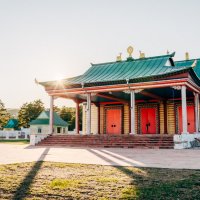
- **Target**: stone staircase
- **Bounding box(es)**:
[37,134,174,149]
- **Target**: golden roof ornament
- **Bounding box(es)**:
[191,60,197,68]
[116,53,122,61]
[185,52,189,60]
[139,51,145,58]
[127,46,134,57]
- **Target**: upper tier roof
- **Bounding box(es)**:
[175,59,200,77]
[40,53,200,88]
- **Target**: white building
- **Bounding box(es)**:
[29,111,68,134]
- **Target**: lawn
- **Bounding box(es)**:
[0,162,200,200]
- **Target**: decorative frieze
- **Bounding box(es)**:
[171,86,181,90]
[123,89,144,94]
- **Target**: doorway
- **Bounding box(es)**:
[141,108,157,134]
[106,109,122,135]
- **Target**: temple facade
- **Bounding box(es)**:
[37,47,200,148]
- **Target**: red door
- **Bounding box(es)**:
[141,108,156,134]
[106,109,121,135]
[178,105,195,134]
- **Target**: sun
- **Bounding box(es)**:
[55,74,65,81]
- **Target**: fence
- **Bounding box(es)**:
[0,129,30,140]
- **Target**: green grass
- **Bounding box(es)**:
[0,162,200,199]
[0,139,29,144]
[50,178,84,189]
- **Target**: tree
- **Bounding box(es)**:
[59,106,75,131]
[18,99,45,128]
[58,105,83,131]
[0,100,11,129]
[53,105,60,114]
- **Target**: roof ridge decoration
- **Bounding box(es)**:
[175,58,200,63]
[91,52,176,66]
[185,52,190,60]
[191,60,197,68]
[116,53,122,62]
[127,46,134,58]
[139,51,145,59]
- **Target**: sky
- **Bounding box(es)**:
[0,0,200,108]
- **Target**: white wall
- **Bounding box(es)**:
[30,125,68,134]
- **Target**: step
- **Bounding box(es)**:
[36,135,174,149]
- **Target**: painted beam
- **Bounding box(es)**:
[140,91,165,100]
[46,79,188,95]
[96,93,129,104]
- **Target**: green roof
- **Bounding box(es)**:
[175,59,200,77]
[40,52,197,88]
[4,119,18,129]
[29,111,68,127]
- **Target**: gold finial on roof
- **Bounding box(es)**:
[127,46,134,57]
[116,53,122,61]
[185,52,189,60]
[191,60,197,68]
[139,51,145,58]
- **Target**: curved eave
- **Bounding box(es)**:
[41,67,192,90]
[189,68,200,87]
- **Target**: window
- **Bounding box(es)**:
[38,128,42,133]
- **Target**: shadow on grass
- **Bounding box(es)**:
[12,148,50,200]
[87,149,200,200]
[87,148,143,177]
[87,149,144,199]
[98,149,145,166]
[87,149,144,178]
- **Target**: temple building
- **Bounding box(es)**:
[35,46,200,149]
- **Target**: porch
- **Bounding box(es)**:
[38,84,200,149]
[49,85,200,136]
